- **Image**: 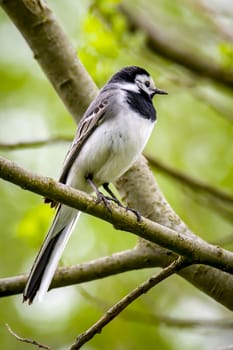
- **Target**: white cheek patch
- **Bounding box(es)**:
[117,82,140,93]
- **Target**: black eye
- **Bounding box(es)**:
[145,81,150,87]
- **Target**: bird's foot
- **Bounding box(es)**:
[125,206,142,222]
[95,191,113,213]
[96,192,141,221]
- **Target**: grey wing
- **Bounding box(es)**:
[44,97,108,206]
[59,86,119,185]
[58,94,110,184]
[45,87,117,207]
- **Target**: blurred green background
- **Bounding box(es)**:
[0,0,233,349]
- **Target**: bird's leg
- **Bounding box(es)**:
[85,176,112,213]
[103,183,142,222]
[102,183,123,207]
[85,176,141,221]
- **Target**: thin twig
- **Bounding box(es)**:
[192,88,233,124]
[164,74,233,124]
[70,257,189,349]
[147,155,233,222]
[6,324,52,350]
[147,155,233,206]
[0,136,72,150]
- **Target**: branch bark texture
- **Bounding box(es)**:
[0,0,98,121]
[2,245,233,310]
[1,156,233,275]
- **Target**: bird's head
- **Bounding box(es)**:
[108,66,168,99]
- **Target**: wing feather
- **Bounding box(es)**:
[45,92,110,207]
[59,99,108,184]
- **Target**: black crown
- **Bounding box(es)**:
[108,66,149,84]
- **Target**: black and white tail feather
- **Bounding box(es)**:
[23,66,167,304]
[23,205,79,303]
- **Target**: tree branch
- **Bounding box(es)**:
[1,137,232,221]
[2,244,233,310]
[147,155,233,221]
[0,136,72,150]
[147,156,233,207]
[6,324,52,350]
[70,257,187,349]
[0,0,97,122]
[1,155,233,275]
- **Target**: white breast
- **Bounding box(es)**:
[106,110,154,178]
[68,99,155,192]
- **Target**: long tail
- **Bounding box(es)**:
[23,204,80,304]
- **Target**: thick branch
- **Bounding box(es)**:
[2,245,233,310]
[0,0,97,121]
[1,156,233,275]
[116,156,233,310]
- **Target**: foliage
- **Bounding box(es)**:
[79,0,144,84]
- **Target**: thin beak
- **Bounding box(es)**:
[153,87,168,96]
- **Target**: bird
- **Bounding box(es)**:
[23,66,167,304]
